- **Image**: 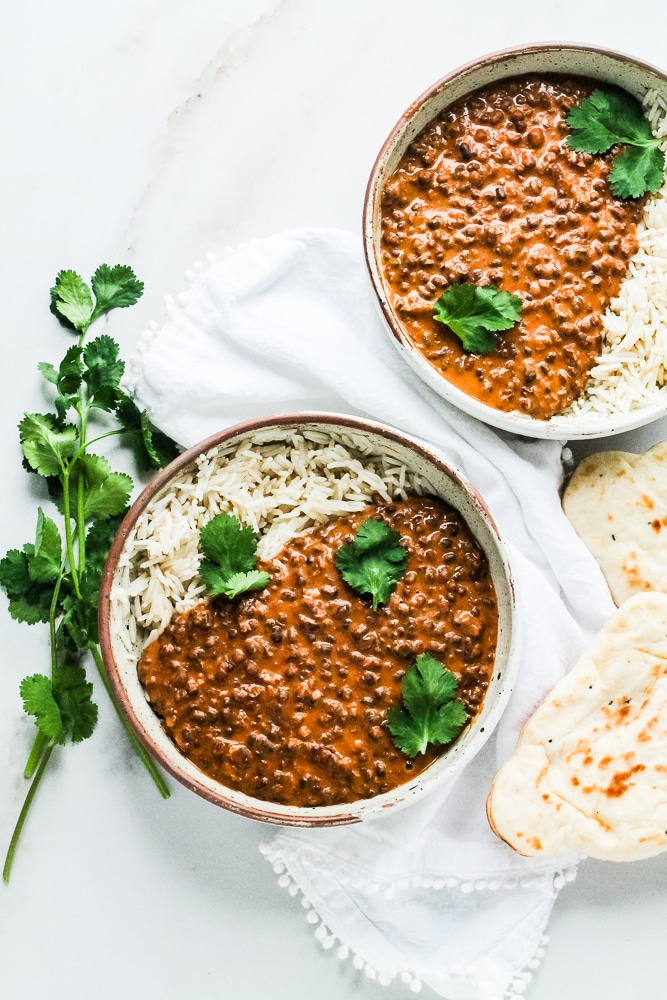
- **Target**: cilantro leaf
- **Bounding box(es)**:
[566,88,665,199]
[82,335,125,410]
[53,665,98,742]
[50,270,94,332]
[29,508,62,583]
[113,391,179,471]
[74,454,132,521]
[216,570,270,599]
[43,346,85,419]
[38,362,59,386]
[19,412,77,477]
[386,654,468,757]
[85,514,127,580]
[567,88,653,152]
[0,548,55,624]
[0,549,33,598]
[0,509,63,624]
[20,675,65,744]
[335,518,407,610]
[19,668,97,746]
[56,345,84,396]
[61,587,96,647]
[610,143,666,199]
[433,284,522,355]
[139,409,180,468]
[91,264,144,320]
[199,513,270,599]
[60,513,127,649]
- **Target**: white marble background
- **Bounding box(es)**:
[2,2,667,998]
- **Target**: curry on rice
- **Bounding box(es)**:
[137,497,499,807]
[379,75,645,419]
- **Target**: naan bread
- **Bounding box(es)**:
[562,440,667,606]
[487,593,667,862]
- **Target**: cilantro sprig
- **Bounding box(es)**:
[433,284,522,354]
[386,653,467,757]
[335,518,407,610]
[566,88,666,199]
[20,668,98,746]
[0,265,180,883]
[199,513,270,599]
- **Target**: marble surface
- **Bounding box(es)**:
[3,2,667,998]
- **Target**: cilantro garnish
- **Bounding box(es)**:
[432,284,522,355]
[386,653,468,757]
[335,518,407,610]
[199,513,270,599]
[21,667,97,746]
[1,264,178,883]
[566,88,666,199]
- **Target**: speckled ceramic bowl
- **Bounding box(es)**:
[99,413,520,826]
[363,43,667,440]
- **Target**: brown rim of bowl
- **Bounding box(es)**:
[362,41,667,368]
[98,411,514,825]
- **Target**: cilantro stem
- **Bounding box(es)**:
[24,573,65,779]
[3,744,54,883]
[61,467,81,599]
[49,574,64,676]
[77,411,87,577]
[80,428,125,452]
[24,732,47,779]
[88,644,170,799]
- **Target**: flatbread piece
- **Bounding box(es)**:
[487,592,667,862]
[562,440,667,606]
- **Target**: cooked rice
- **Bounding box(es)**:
[556,89,667,423]
[109,428,429,663]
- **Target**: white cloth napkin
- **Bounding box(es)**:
[130,229,616,1000]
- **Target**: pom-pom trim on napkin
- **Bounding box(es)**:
[260,840,577,995]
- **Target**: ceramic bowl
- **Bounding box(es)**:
[99,412,520,826]
[363,43,667,440]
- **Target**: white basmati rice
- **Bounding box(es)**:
[109,428,428,664]
[557,89,667,422]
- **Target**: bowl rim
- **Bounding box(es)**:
[99,410,520,826]
[362,41,667,440]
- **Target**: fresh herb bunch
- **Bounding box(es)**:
[0,265,179,883]
[433,284,522,355]
[387,653,467,757]
[335,518,407,610]
[566,88,665,199]
[199,513,270,599]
